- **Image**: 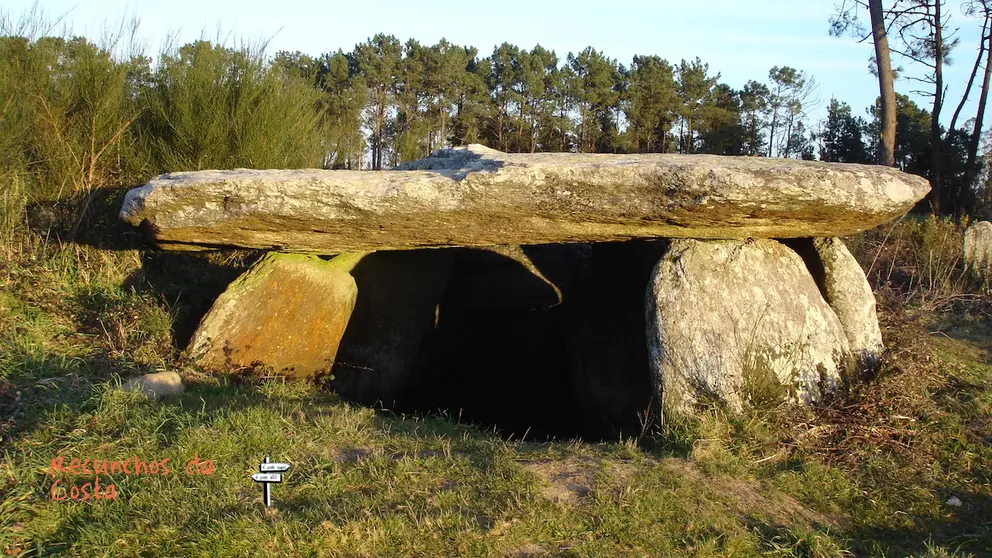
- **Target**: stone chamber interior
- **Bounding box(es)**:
[403,299,580,440]
[392,241,668,442]
[152,240,667,442]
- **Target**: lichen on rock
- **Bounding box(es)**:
[186,252,359,378]
[964,220,992,273]
[646,239,851,422]
[789,237,884,375]
[120,145,931,253]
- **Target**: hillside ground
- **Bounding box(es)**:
[1,217,991,557]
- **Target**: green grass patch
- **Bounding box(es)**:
[1,238,991,557]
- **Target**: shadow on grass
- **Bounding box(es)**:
[1,354,129,444]
[127,250,262,350]
[7,376,992,557]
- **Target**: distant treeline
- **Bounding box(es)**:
[0,29,985,243]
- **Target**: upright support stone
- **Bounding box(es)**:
[186,252,360,378]
[646,239,851,422]
[786,237,884,375]
[964,220,992,273]
[330,250,454,406]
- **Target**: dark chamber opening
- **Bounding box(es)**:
[403,302,582,441]
[393,241,665,442]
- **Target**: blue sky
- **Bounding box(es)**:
[6,0,987,129]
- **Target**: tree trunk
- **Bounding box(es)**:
[372,108,380,171]
[379,105,385,169]
[746,113,755,155]
[661,119,668,153]
[946,17,987,135]
[869,0,897,166]
[579,106,587,153]
[686,116,693,154]
[373,89,385,170]
[530,112,537,153]
[966,19,992,194]
[439,108,447,151]
[768,110,778,157]
[426,124,433,159]
[516,100,525,153]
[784,114,795,158]
[498,101,506,151]
[930,0,944,214]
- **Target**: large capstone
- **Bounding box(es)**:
[646,239,851,421]
[186,252,359,377]
[120,145,931,253]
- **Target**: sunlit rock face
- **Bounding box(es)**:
[785,237,885,376]
[646,239,851,421]
[186,253,358,378]
[123,146,923,437]
[120,144,930,253]
[964,220,992,273]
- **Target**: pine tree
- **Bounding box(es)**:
[624,55,678,153]
[675,58,719,154]
[352,34,401,169]
[818,98,870,163]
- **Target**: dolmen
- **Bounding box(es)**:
[120,144,930,435]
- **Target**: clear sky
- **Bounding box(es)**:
[4,0,987,129]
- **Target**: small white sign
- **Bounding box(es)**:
[259,463,291,473]
[251,473,282,483]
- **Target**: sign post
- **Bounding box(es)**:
[251,456,290,507]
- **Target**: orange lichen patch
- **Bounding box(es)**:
[187,252,360,378]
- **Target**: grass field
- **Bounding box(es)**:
[1,222,991,557]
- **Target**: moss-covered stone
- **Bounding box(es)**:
[646,239,851,423]
[785,237,884,376]
[186,252,358,378]
[964,220,992,273]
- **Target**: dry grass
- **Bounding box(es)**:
[1,218,991,556]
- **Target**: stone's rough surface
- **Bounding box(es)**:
[964,221,992,272]
[444,244,589,310]
[120,144,931,252]
[330,250,454,405]
[809,238,884,370]
[187,252,358,378]
[646,239,851,419]
[122,371,185,398]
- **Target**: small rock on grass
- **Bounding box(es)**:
[121,371,185,398]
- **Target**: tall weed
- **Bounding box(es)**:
[137,39,327,172]
[847,215,977,317]
[0,8,329,250]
